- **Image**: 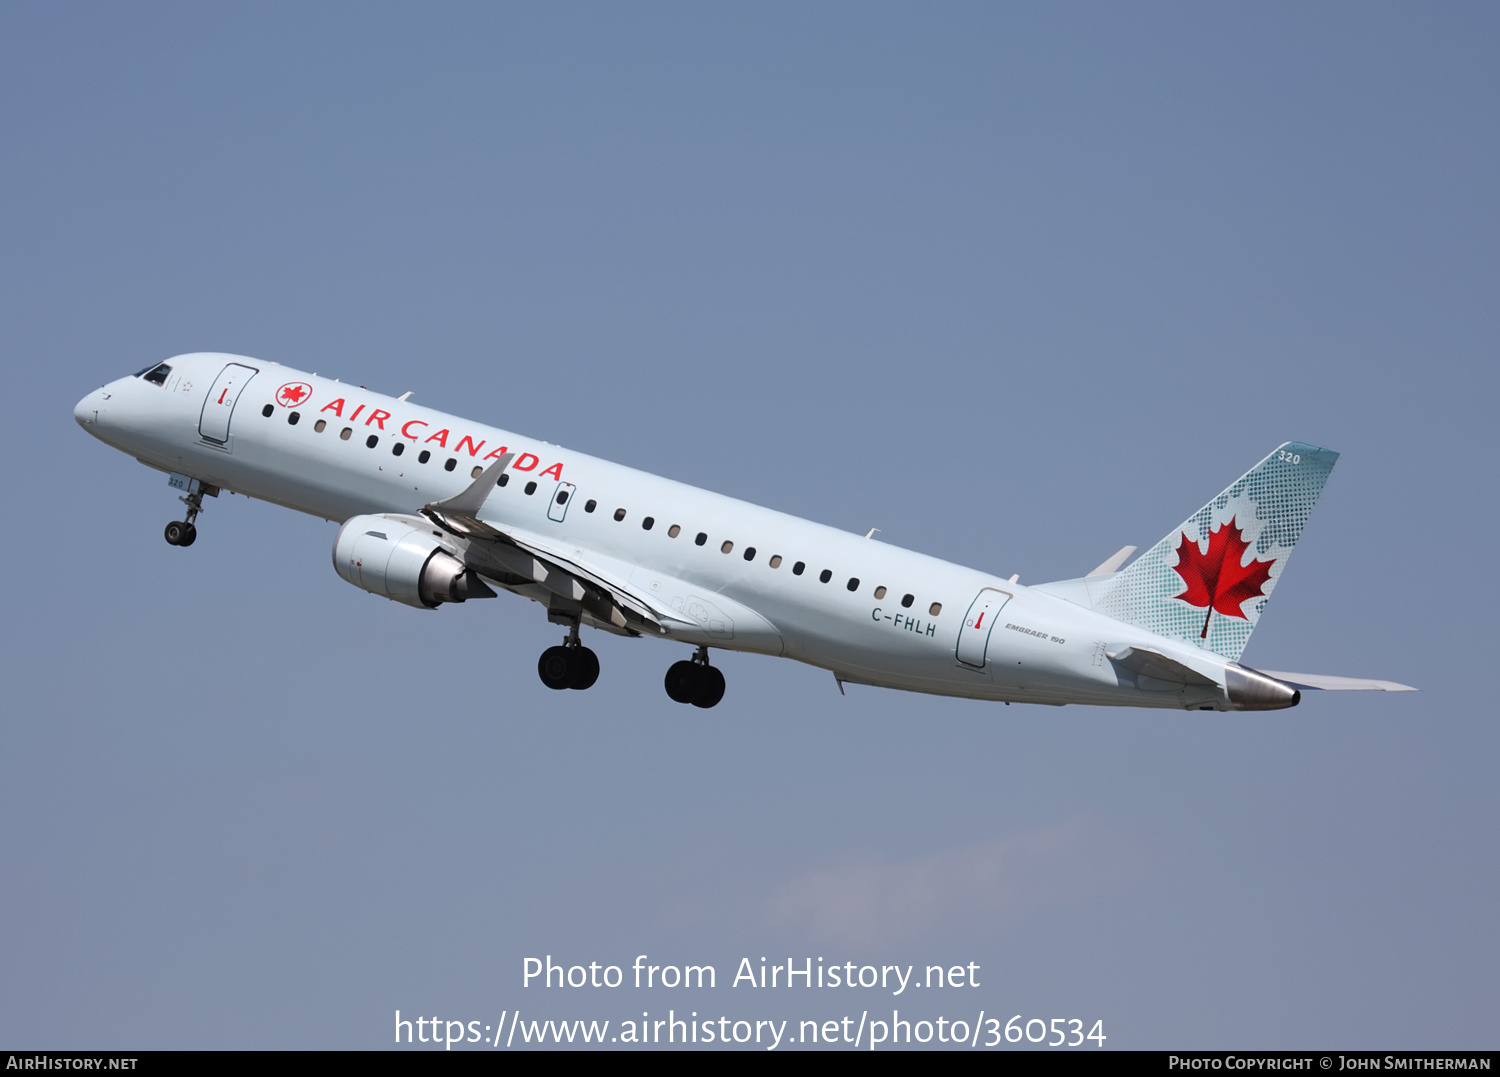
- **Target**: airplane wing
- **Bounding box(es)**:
[1257,671,1417,692]
[421,454,698,636]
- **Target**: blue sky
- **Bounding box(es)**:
[2,2,1495,1049]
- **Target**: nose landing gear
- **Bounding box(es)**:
[664,646,725,709]
[164,487,208,547]
[537,622,600,691]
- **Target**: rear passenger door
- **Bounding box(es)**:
[956,587,1011,668]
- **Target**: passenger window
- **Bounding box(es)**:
[444,458,457,471]
[366,435,379,448]
[668,524,681,538]
[556,490,568,505]
[769,555,782,568]
[524,481,537,494]
[721,540,734,554]
[793,561,805,575]
[929,602,942,616]
[847,577,859,591]
[418,449,431,464]
[392,442,405,457]
[585,499,596,512]
[743,547,755,561]
[873,585,887,599]
[819,569,832,583]
[314,419,327,433]
[498,473,509,486]
[288,412,300,425]
[695,532,707,546]
[643,516,654,530]
[472,466,484,479]
[614,508,627,522]
[261,404,274,418]
[340,427,352,441]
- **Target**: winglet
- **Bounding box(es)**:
[426,452,514,517]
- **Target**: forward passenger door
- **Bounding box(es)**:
[198,362,259,444]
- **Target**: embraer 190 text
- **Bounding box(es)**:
[75,354,1414,709]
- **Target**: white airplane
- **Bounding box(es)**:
[74,353,1413,710]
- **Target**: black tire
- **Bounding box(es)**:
[692,665,726,709]
[538,646,573,690]
[164,521,186,546]
[664,660,701,704]
[569,647,600,690]
[178,522,198,547]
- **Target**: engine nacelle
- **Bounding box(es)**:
[333,514,496,609]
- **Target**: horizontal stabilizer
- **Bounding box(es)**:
[1087,545,1137,577]
[1259,671,1417,692]
[1106,645,1218,687]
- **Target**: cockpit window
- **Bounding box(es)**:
[138,363,172,386]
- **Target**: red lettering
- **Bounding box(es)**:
[365,409,390,429]
[320,398,346,416]
[538,462,564,480]
[348,404,365,423]
[512,453,539,472]
[482,444,511,460]
[425,429,451,448]
[400,419,428,440]
[454,435,486,457]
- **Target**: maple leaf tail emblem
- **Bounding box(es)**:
[1171,516,1276,639]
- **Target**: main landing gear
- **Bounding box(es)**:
[537,623,600,691]
[163,487,206,547]
[664,646,725,709]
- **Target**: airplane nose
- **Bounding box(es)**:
[74,389,103,429]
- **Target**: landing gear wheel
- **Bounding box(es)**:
[538,646,573,690]
[165,485,207,548]
[568,647,600,690]
[692,665,726,709]
[664,660,701,704]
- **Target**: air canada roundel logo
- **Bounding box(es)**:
[275,382,313,407]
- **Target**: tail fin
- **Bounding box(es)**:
[1094,442,1338,660]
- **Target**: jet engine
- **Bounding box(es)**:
[333,514,496,609]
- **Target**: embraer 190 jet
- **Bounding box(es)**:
[74,353,1413,710]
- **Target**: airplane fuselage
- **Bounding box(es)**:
[74,352,1288,711]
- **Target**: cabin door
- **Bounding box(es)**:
[198,362,259,444]
[955,587,1012,668]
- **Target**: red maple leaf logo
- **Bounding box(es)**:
[1171,516,1276,639]
[276,382,310,406]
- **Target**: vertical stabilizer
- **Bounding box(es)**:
[1094,442,1338,660]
